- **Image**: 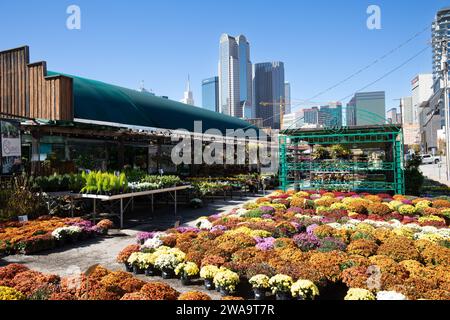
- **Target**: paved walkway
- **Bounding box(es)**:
[0,194,262,299]
[420,161,450,187]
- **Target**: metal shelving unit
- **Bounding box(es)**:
[279,125,405,194]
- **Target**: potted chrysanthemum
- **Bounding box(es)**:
[127,252,144,275]
[154,253,181,279]
[269,274,293,300]
[200,265,220,290]
[213,269,240,296]
[175,262,199,285]
[291,279,320,300]
[249,275,270,300]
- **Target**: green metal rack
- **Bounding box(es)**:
[279,124,405,194]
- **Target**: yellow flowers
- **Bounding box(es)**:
[175,262,199,277]
[249,275,270,289]
[291,279,320,300]
[200,265,221,280]
[225,227,271,238]
[269,274,293,294]
[344,288,375,300]
[213,269,240,293]
[415,200,432,210]
[398,205,416,216]
[418,215,445,224]
[0,286,25,300]
[388,200,403,211]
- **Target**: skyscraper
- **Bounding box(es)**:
[401,96,414,125]
[202,77,219,112]
[346,91,386,126]
[303,107,319,125]
[180,75,195,106]
[386,108,400,124]
[253,62,285,129]
[432,7,450,91]
[218,34,252,118]
[319,103,343,127]
[284,82,291,115]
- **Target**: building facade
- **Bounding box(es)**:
[284,82,291,115]
[303,107,319,125]
[318,102,342,127]
[346,91,386,126]
[201,76,219,112]
[432,7,450,91]
[386,108,400,124]
[253,62,285,129]
[218,34,252,119]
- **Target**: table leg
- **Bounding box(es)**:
[120,198,124,229]
[93,198,96,223]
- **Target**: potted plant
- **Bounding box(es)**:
[249,275,270,300]
[291,279,320,300]
[213,269,240,296]
[154,253,180,279]
[200,265,220,290]
[175,262,199,285]
[127,252,144,275]
[116,244,140,272]
[140,252,157,276]
[269,274,293,300]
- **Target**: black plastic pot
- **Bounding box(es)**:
[161,269,174,279]
[253,288,266,300]
[204,278,215,290]
[125,263,133,272]
[145,266,156,277]
[276,292,292,300]
[180,276,192,286]
[133,265,144,275]
[219,286,233,297]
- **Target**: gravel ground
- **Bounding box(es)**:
[0,194,264,299]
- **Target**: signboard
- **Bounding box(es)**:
[1,120,22,175]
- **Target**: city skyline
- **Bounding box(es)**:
[0,0,444,116]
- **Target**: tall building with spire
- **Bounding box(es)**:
[180,75,195,105]
[218,34,252,118]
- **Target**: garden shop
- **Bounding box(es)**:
[0,46,267,178]
[279,125,405,195]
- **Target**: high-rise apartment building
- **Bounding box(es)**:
[346,91,386,126]
[432,7,450,91]
[284,82,291,115]
[303,107,319,125]
[319,103,343,127]
[218,34,252,118]
[253,62,285,129]
[202,77,219,112]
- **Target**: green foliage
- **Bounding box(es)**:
[405,154,424,196]
[312,146,331,160]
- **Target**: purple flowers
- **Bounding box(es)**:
[136,232,154,243]
[287,207,303,214]
[211,225,228,233]
[306,224,319,235]
[259,206,275,215]
[293,233,321,251]
[254,237,276,251]
[176,226,200,233]
[317,237,347,252]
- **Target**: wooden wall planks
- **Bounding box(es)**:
[0,46,73,121]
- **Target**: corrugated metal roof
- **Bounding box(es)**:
[47,71,256,134]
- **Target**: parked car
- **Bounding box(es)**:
[420,154,440,165]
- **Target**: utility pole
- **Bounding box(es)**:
[440,38,450,181]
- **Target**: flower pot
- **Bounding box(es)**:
[204,278,215,290]
[161,269,174,279]
[145,266,156,277]
[219,286,233,297]
[276,292,292,300]
[133,265,144,275]
[125,263,133,272]
[180,276,192,286]
[253,288,266,300]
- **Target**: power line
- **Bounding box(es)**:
[243,43,431,131]
[302,25,430,103]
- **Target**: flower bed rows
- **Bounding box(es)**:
[0,217,113,256]
[0,263,237,301]
[118,190,450,300]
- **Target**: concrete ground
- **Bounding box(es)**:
[0,194,263,299]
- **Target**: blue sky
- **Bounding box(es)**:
[0,0,447,112]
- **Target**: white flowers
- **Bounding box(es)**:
[51,226,82,240]
[142,237,163,250]
[376,291,407,300]
[195,217,213,230]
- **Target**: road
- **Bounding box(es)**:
[419,157,450,186]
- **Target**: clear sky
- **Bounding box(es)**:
[0,0,447,113]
